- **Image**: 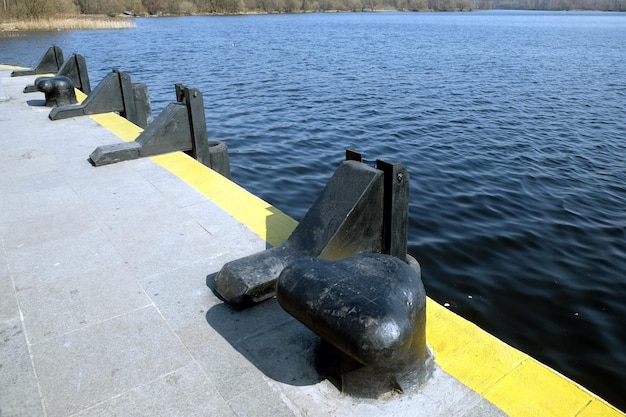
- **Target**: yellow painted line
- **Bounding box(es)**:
[427,298,624,417]
[150,152,298,247]
[90,112,143,142]
[75,89,88,103]
[76,86,144,141]
[89,109,623,417]
[485,359,591,417]
[0,64,24,70]
[425,297,527,391]
[87,109,297,246]
[577,398,626,417]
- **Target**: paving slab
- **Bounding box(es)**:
[0,316,45,417]
[15,263,150,344]
[74,362,235,417]
[31,306,191,417]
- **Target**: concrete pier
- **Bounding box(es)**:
[0,65,623,417]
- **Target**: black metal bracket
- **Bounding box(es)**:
[214,149,409,308]
[376,159,409,259]
[176,84,211,167]
[24,54,91,95]
[88,84,231,178]
[48,69,151,128]
[11,46,64,77]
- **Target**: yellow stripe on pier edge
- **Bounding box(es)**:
[89,108,624,417]
[88,110,297,247]
[0,64,26,70]
[426,298,623,417]
[151,152,298,247]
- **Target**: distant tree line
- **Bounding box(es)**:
[127,0,434,14]
[1,0,624,21]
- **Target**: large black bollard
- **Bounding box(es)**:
[214,150,408,309]
[276,253,431,398]
[35,76,77,107]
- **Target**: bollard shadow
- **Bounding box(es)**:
[27,99,46,107]
[205,272,324,387]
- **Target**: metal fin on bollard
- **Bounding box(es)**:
[24,54,91,95]
[88,84,231,178]
[214,150,409,309]
[11,46,64,77]
[48,69,151,128]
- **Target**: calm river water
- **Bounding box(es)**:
[2,10,626,411]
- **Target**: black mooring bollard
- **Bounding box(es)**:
[276,253,431,398]
[214,150,408,309]
[35,76,77,107]
[208,141,231,180]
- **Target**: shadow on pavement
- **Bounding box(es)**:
[206,272,324,387]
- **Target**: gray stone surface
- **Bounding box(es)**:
[31,307,191,417]
[74,363,236,417]
[16,263,150,344]
[0,253,17,323]
[0,317,45,417]
[0,68,509,417]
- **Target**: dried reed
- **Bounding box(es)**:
[0,15,136,32]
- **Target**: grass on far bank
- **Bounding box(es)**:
[0,15,136,32]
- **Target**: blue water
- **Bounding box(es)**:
[2,10,626,410]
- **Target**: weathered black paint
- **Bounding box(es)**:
[277,254,430,397]
[35,76,77,108]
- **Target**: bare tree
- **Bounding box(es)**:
[142,0,167,14]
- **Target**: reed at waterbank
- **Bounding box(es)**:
[0,15,136,32]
